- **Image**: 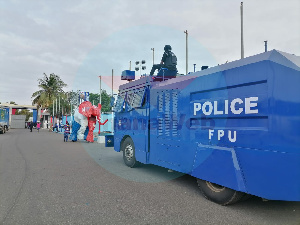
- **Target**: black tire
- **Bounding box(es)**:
[197,179,245,205]
[122,137,140,168]
[240,193,253,202]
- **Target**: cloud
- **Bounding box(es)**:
[0,0,299,105]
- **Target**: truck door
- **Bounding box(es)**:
[148,89,193,173]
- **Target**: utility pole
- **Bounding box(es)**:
[184,30,188,74]
[77,90,80,106]
[53,99,54,127]
[71,101,72,120]
[111,69,114,133]
[58,96,60,118]
[112,69,114,97]
[99,76,102,105]
[151,48,155,65]
[98,75,102,135]
[240,2,244,59]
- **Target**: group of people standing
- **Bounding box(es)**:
[27,120,70,142]
[27,121,40,132]
[50,120,71,142]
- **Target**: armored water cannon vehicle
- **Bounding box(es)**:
[114,50,300,205]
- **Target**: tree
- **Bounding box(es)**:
[15,109,32,121]
[89,91,112,112]
[32,73,67,111]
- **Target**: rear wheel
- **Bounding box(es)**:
[240,193,252,201]
[122,137,139,168]
[197,179,245,205]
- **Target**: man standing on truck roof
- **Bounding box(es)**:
[150,45,177,76]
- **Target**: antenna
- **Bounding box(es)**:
[264,41,268,52]
[184,30,188,74]
[240,2,244,59]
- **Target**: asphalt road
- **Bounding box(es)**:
[0,129,299,225]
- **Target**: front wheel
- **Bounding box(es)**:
[197,179,245,205]
[122,137,140,168]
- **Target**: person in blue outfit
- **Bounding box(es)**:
[150,45,177,76]
[64,121,70,142]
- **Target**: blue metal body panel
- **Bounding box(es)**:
[114,50,300,201]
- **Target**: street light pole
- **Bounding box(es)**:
[184,30,188,74]
[151,48,155,65]
[240,2,244,59]
[135,60,146,77]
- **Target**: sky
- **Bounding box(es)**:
[0,0,299,105]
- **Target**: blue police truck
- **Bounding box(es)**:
[113,50,300,205]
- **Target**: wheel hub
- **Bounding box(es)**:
[125,144,133,161]
[206,181,225,192]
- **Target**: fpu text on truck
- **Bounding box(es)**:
[113,50,300,205]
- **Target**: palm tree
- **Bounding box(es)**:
[32,73,67,110]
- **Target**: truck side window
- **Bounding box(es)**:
[114,92,126,112]
[131,88,146,108]
[141,89,147,107]
[126,91,134,111]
